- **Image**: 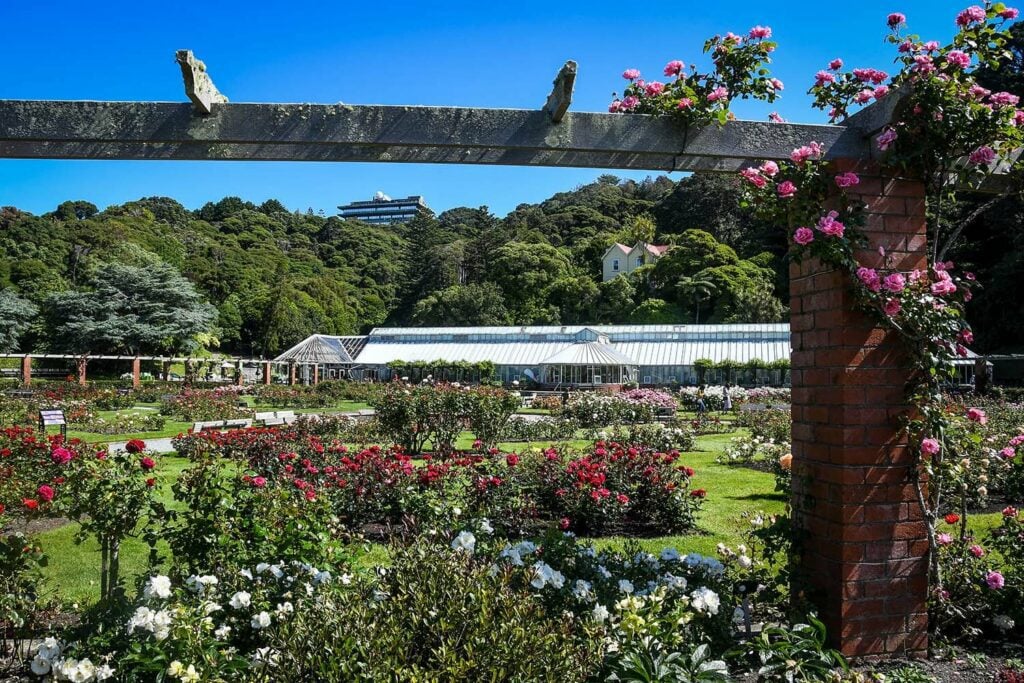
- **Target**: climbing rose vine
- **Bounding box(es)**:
[609,25,781,127]
[736,2,1023,589]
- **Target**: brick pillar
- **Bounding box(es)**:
[288,363,297,386]
[790,161,929,659]
[132,357,142,389]
[21,355,32,387]
[77,356,88,386]
[263,362,272,385]
[235,362,245,386]
[312,364,320,386]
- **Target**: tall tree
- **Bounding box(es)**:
[0,288,38,352]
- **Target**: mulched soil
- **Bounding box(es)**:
[2,516,71,535]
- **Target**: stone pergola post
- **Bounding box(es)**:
[76,356,88,386]
[790,160,929,659]
[21,355,31,387]
[263,361,272,385]
[132,357,142,388]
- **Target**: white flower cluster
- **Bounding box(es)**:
[30,638,114,682]
[127,605,174,640]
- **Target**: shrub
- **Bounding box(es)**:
[561,392,654,428]
[501,416,579,442]
[159,389,252,422]
[69,412,166,435]
[736,408,791,442]
[0,532,48,677]
[719,435,788,466]
[464,386,522,449]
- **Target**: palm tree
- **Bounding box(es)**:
[677,276,718,324]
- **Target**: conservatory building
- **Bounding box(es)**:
[276,324,793,388]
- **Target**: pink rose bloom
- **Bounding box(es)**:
[749,25,772,39]
[986,571,1005,590]
[663,60,684,77]
[888,12,906,26]
[622,68,641,80]
[790,142,823,164]
[707,86,729,102]
[937,532,953,546]
[877,127,898,151]
[815,70,836,86]
[931,278,957,295]
[946,50,971,68]
[777,180,797,198]
[884,298,902,316]
[252,476,267,488]
[1011,435,1024,446]
[970,545,986,558]
[51,447,73,465]
[856,266,882,292]
[913,55,936,73]
[760,160,780,176]
[923,40,941,52]
[882,272,906,292]
[1000,8,1020,19]
[817,211,846,237]
[608,100,622,113]
[621,96,640,110]
[829,58,844,70]
[793,227,815,245]
[740,167,767,188]
[969,146,996,165]
[959,329,974,344]
[677,98,694,109]
[768,112,786,123]
[1004,506,1019,518]
[990,91,1020,106]
[1014,110,1024,126]
[834,171,860,188]
[645,81,665,97]
[967,407,988,424]
[874,85,890,99]
[898,40,915,53]
[1000,447,1016,459]
[957,5,987,27]
[969,84,992,99]
[37,484,55,503]
[855,89,874,104]
[770,78,784,91]
[921,438,941,455]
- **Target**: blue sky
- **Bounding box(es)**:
[1,1,970,217]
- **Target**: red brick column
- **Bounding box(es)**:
[235,362,245,386]
[21,355,32,387]
[77,356,88,386]
[288,363,297,386]
[790,161,929,659]
[312,364,320,386]
[132,357,142,388]
[263,362,272,385]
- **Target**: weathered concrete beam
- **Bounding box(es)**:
[543,61,576,123]
[176,50,227,114]
[0,100,865,172]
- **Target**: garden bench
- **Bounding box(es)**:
[192,420,226,432]
[521,393,535,407]
[253,411,296,427]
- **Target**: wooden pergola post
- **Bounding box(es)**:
[21,355,31,387]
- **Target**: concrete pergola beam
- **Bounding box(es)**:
[0,99,866,172]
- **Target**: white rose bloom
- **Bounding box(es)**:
[592,604,610,622]
[96,663,115,680]
[994,614,1015,631]
[239,568,254,581]
[659,547,680,562]
[251,611,272,629]
[313,570,332,585]
[275,602,294,617]
[256,562,271,574]
[737,555,753,569]
[661,573,687,591]
[215,624,232,639]
[203,601,222,615]
[618,579,634,594]
[597,565,612,579]
[451,531,476,554]
[690,587,721,615]
[37,637,62,662]
[573,580,594,601]
[479,519,494,534]
[144,575,173,600]
[452,507,462,517]
[229,591,252,609]
[269,564,284,579]
[30,656,52,675]
[530,562,564,590]
[340,573,353,585]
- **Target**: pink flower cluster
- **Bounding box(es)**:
[956,5,986,27]
[853,67,889,84]
[790,141,823,165]
[816,210,845,237]
[834,171,860,188]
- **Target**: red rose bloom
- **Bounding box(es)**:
[0,503,6,515]
[944,513,960,525]
[559,517,570,530]
[145,478,156,488]
[140,456,156,470]
[690,488,707,498]
[125,439,146,454]
[23,498,39,510]
[506,453,519,467]
[37,485,55,502]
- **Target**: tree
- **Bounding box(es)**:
[621,213,656,245]
[45,262,217,355]
[595,276,636,322]
[628,298,684,324]
[488,242,571,317]
[411,283,511,326]
[725,281,787,323]
[676,276,718,323]
[547,275,599,323]
[650,229,739,296]
[0,288,38,352]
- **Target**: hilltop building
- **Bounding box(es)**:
[602,241,670,281]
[338,191,429,225]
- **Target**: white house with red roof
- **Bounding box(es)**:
[601,241,670,281]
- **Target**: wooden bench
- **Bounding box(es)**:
[191,419,253,433]
[252,411,297,427]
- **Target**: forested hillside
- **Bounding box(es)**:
[0,169,1020,357]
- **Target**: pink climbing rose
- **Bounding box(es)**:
[815,70,836,86]
[790,142,823,165]
[887,12,906,26]
[828,58,843,70]
[622,68,641,80]
[877,127,898,150]
[777,180,797,198]
[834,172,860,188]
[768,112,785,123]
[986,571,1005,590]
[707,86,729,102]
[677,98,694,109]
[884,298,902,316]
[817,211,845,237]
[990,91,1020,106]
[937,532,953,546]
[793,227,815,245]
[663,60,684,77]
[1001,7,1020,19]
[760,160,779,176]
[882,272,906,292]
[946,50,971,68]
[748,25,772,39]
[740,167,767,188]
[1000,447,1016,459]
[921,438,941,455]
[967,407,988,424]
[969,146,996,165]
[956,5,987,27]
[856,267,882,292]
